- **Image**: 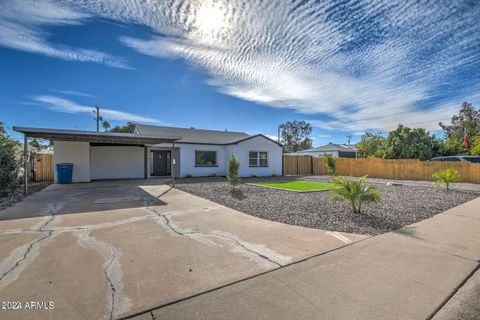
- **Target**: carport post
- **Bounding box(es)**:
[23,133,28,196]
[172,141,175,188]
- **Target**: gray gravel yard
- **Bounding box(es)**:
[175,177,479,235]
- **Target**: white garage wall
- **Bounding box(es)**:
[90,146,144,180]
[53,141,91,183]
[229,136,283,177]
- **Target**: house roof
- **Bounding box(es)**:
[135,124,253,145]
[294,143,357,153]
[13,127,181,145]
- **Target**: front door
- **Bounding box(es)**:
[151,150,171,176]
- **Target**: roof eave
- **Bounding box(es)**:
[13,126,182,145]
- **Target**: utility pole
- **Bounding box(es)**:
[427,136,432,160]
[346,135,353,145]
[93,105,102,132]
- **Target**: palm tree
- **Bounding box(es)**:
[433,168,460,190]
[331,176,381,214]
[102,120,111,132]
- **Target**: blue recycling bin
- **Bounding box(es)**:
[56,163,73,184]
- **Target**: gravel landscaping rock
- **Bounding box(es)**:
[175,177,479,235]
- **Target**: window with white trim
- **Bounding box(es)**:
[249,151,268,167]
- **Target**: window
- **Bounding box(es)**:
[195,151,217,166]
[249,151,268,167]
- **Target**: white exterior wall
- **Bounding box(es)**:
[295,151,339,157]
[90,146,144,180]
[179,144,227,177]
[53,137,283,182]
[53,141,91,183]
[228,136,283,177]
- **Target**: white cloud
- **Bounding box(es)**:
[50,89,95,98]
[0,0,130,68]
[67,0,479,133]
[33,95,159,123]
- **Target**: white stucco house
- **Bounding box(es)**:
[285,143,357,158]
[14,125,283,183]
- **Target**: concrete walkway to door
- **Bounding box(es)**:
[133,197,480,320]
[0,179,366,320]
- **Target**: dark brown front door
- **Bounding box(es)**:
[151,150,171,176]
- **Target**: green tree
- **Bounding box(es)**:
[227,155,240,190]
[382,125,431,160]
[322,154,336,176]
[331,176,381,214]
[440,101,480,139]
[433,169,460,191]
[110,122,136,133]
[279,120,313,153]
[439,136,464,156]
[470,133,480,155]
[357,131,386,158]
[440,102,480,150]
[0,123,21,197]
[102,120,111,132]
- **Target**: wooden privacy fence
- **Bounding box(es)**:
[32,153,54,182]
[283,155,480,184]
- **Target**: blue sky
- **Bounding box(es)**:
[1,0,479,144]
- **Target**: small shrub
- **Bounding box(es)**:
[208,173,217,177]
[322,154,336,176]
[185,174,193,178]
[250,175,257,178]
[227,155,240,190]
[331,176,381,214]
[433,168,460,190]
[272,173,277,177]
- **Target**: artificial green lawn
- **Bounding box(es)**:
[254,181,340,192]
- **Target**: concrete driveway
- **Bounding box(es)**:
[0,180,367,320]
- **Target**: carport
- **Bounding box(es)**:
[13,127,182,195]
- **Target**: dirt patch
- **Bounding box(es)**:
[0,182,52,211]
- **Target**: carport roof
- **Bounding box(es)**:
[13,127,182,145]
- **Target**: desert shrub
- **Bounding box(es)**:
[322,154,336,176]
[433,168,460,190]
[227,155,240,190]
[331,176,381,214]
[0,123,21,197]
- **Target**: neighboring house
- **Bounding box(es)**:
[14,125,283,183]
[286,143,357,158]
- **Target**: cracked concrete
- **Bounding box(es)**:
[75,230,132,320]
[148,207,289,268]
[0,201,63,290]
[0,179,366,319]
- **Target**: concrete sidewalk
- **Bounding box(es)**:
[131,197,480,320]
